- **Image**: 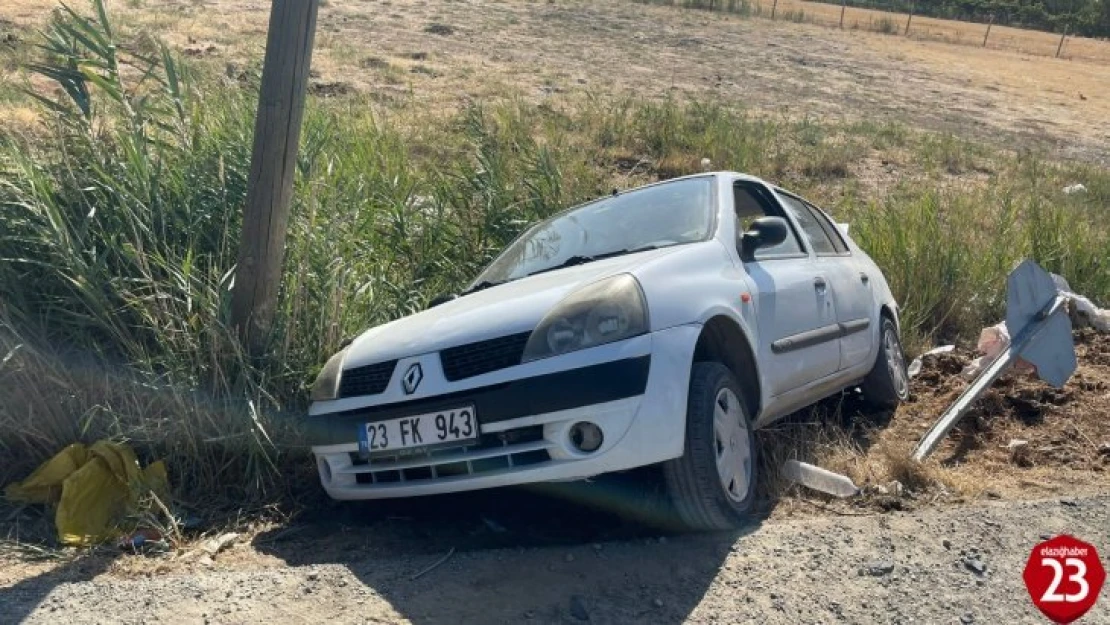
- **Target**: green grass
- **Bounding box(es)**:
[1,0,1107,513]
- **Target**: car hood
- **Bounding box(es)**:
[341,245,694,368]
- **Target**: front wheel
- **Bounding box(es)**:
[860,315,910,409]
[663,362,758,532]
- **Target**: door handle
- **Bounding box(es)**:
[860,272,870,284]
[813,277,827,292]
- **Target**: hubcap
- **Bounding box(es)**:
[713,388,752,503]
[884,326,909,399]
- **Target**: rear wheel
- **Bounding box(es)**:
[860,315,910,409]
[663,362,758,531]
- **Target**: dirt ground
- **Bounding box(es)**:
[2,495,1108,624]
[2,0,1109,163]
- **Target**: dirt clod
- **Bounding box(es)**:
[423,22,455,36]
[862,561,894,576]
[963,556,987,575]
[308,81,353,97]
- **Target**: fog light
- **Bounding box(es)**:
[569,422,603,453]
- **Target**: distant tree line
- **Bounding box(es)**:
[820,0,1110,37]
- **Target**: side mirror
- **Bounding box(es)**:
[740,216,790,262]
[427,293,457,309]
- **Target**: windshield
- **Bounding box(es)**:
[472,177,715,285]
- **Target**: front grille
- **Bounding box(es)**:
[345,425,551,485]
[338,360,397,399]
[439,331,531,381]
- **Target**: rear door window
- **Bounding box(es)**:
[801,199,849,254]
[776,192,838,256]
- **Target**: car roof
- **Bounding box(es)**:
[657,170,765,183]
[539,171,772,221]
[624,170,769,190]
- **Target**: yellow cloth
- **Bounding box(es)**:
[5,441,169,545]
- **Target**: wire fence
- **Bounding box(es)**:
[631,0,1110,63]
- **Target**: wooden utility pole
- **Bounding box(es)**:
[231,0,320,356]
[771,0,778,19]
[1056,23,1069,58]
[982,14,994,47]
[904,3,914,35]
[839,0,846,28]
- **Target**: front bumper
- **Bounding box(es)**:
[308,324,702,500]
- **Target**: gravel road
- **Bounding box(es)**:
[4,493,1107,625]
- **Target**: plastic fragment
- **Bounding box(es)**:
[781,460,860,498]
[908,345,955,378]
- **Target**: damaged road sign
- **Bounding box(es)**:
[1006,260,1078,388]
[912,260,1077,462]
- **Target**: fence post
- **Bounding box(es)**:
[771,0,778,19]
[231,0,321,356]
[839,0,846,28]
[904,3,913,35]
[983,14,993,47]
[1056,23,1068,58]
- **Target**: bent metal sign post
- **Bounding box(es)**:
[1023,535,1105,623]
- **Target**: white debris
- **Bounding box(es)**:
[1006,439,1032,466]
[961,324,1036,379]
[1063,183,1087,195]
[960,323,1009,379]
[700,157,713,171]
[781,460,860,498]
[1052,274,1110,332]
[201,532,240,557]
[908,345,955,378]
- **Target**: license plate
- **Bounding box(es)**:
[358,406,478,456]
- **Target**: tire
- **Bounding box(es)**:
[860,315,910,409]
[663,362,758,532]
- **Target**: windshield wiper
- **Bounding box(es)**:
[527,255,597,276]
[460,279,506,296]
[524,245,660,278]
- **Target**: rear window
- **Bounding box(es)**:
[776,192,838,255]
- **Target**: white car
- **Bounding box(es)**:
[306,172,909,530]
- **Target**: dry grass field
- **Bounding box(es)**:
[2,0,1109,163]
[753,0,1110,63]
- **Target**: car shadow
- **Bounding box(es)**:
[250,392,899,623]
[0,507,118,624]
[0,553,120,622]
[253,467,766,624]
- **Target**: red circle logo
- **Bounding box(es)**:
[1023,535,1106,624]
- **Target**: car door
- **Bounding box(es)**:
[775,190,874,371]
[733,181,840,397]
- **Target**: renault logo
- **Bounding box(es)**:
[401,363,423,395]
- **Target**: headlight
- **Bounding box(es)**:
[310,347,348,401]
[522,274,649,363]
